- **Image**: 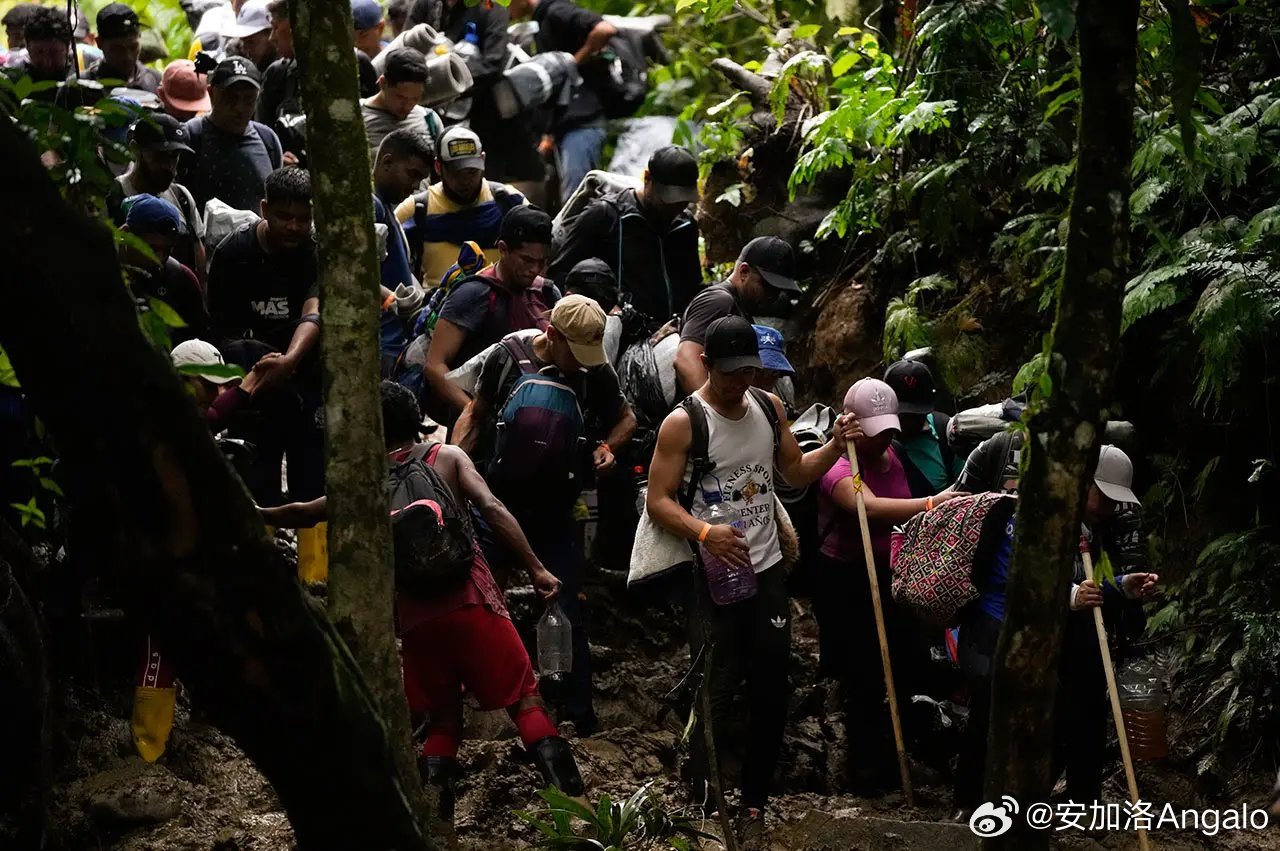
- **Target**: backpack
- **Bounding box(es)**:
[597,30,649,118]
[551,171,640,254]
[776,403,836,596]
[487,336,588,510]
[392,242,492,401]
[388,443,475,597]
[889,492,1017,627]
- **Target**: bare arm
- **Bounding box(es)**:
[284,296,321,364]
[674,340,707,397]
[261,496,328,529]
[771,393,846,488]
[604,400,637,450]
[830,477,928,524]
[574,19,618,65]
[424,318,473,414]
[452,395,489,457]
[450,447,550,580]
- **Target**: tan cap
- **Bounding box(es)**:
[550,294,608,368]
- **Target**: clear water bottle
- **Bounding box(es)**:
[455,21,480,59]
[633,466,648,516]
[536,601,573,676]
[698,490,757,605]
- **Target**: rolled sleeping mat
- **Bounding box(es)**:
[492,51,576,119]
[373,23,451,74]
[423,52,473,106]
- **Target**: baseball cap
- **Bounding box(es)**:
[843,378,900,437]
[123,194,186,236]
[647,145,697,205]
[1094,445,1139,505]
[499,205,552,248]
[128,113,194,154]
[159,59,211,112]
[704,316,762,373]
[566,258,615,289]
[172,339,236,385]
[753,325,794,376]
[883,359,936,415]
[738,236,799,293]
[224,0,270,39]
[438,126,484,170]
[351,0,383,30]
[97,3,141,40]
[551,294,608,368]
[209,55,262,90]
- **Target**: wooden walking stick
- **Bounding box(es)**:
[1079,537,1151,851]
[845,440,914,806]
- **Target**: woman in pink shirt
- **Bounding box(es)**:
[813,377,965,793]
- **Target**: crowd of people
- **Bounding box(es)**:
[3,2,1162,848]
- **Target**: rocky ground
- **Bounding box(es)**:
[39,567,1280,851]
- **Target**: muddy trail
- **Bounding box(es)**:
[44,567,1280,851]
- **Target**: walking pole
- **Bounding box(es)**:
[846,440,914,806]
[1079,537,1151,851]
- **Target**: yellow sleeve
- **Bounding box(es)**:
[394,195,416,225]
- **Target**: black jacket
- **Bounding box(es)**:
[548,187,701,325]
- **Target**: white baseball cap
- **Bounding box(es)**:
[171,339,236,385]
[1094,444,1139,505]
[437,126,484,171]
[224,0,271,38]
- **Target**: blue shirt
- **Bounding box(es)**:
[978,516,1015,622]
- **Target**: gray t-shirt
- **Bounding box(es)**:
[361,99,444,160]
[679,281,750,346]
[181,116,284,214]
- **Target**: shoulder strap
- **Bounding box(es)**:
[747,387,782,453]
[931,412,956,475]
[500,334,539,376]
[679,394,711,512]
[425,442,442,465]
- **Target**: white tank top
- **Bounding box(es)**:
[685,393,782,573]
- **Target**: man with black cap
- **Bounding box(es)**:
[646,315,857,847]
[181,55,284,214]
[423,206,562,422]
[117,115,207,283]
[84,4,161,93]
[675,236,799,397]
[882,359,962,498]
[549,145,702,328]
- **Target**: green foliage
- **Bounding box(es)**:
[516,784,716,850]
[882,275,955,362]
[78,0,193,62]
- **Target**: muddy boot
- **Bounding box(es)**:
[736,807,767,851]
[528,736,584,796]
[418,756,460,822]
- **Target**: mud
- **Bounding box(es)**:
[41,571,1280,850]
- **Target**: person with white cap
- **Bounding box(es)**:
[171,339,260,432]
[811,377,967,794]
[223,0,274,70]
[456,294,636,738]
[646,316,858,846]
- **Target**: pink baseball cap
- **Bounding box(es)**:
[843,378,901,437]
[159,60,212,113]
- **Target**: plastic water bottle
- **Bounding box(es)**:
[536,601,573,676]
[455,21,480,59]
[633,466,648,516]
[698,490,757,605]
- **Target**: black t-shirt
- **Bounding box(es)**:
[532,0,606,129]
[131,257,209,343]
[679,281,750,346]
[473,334,626,465]
[207,222,319,354]
[84,59,161,93]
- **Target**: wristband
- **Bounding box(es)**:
[926,496,935,511]
[698,522,711,543]
[599,441,613,454]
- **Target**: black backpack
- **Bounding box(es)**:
[387,443,474,597]
[597,31,649,119]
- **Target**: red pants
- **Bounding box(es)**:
[400,604,539,713]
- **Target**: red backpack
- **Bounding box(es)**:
[890,493,1017,626]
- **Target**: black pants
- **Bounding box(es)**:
[687,563,790,811]
[953,609,1001,809]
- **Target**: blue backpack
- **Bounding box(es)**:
[487,336,587,510]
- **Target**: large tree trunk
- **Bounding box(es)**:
[290,0,437,837]
[981,1,1139,847]
[0,120,428,850]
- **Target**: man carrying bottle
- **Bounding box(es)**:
[644,316,858,849]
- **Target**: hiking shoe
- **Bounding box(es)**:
[736,807,767,851]
[418,755,461,823]
[529,736,585,797]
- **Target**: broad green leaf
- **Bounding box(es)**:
[1038,0,1076,40]
[793,24,821,39]
[1163,0,1202,158]
[176,362,246,380]
[0,345,19,388]
[148,298,188,328]
[831,51,859,78]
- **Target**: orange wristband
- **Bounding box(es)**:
[926,496,935,511]
[698,523,711,543]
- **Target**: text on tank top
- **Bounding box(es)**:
[685,393,782,574]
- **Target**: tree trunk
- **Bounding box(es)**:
[0,120,429,851]
[290,0,437,837]
[981,1,1139,848]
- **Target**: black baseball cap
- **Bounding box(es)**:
[884,359,936,415]
[128,113,194,154]
[704,316,762,372]
[97,3,141,40]
[738,236,798,293]
[209,56,262,90]
[647,145,698,205]
[500,205,552,248]
[566,258,615,289]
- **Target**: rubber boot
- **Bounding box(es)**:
[131,685,177,763]
[418,755,460,822]
[528,736,584,796]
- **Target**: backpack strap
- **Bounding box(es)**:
[678,394,711,513]
[425,442,442,465]
[747,387,782,455]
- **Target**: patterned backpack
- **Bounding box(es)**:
[890,493,1017,626]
